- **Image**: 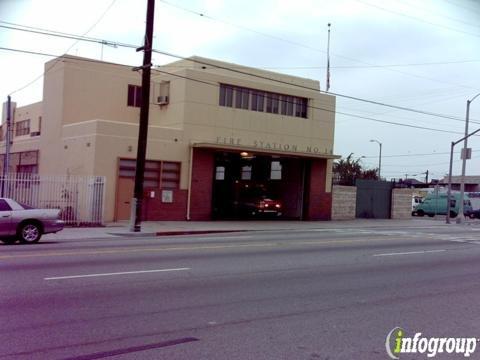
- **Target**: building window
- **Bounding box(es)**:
[219,83,308,118]
[215,166,225,180]
[270,161,282,180]
[219,84,233,107]
[281,96,294,116]
[251,91,265,112]
[17,164,38,174]
[15,119,30,137]
[127,85,142,107]
[235,87,249,109]
[266,93,280,114]
[241,165,252,180]
[295,97,308,118]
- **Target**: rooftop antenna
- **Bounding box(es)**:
[326,23,331,92]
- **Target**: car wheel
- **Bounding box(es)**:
[0,237,18,245]
[428,213,434,217]
[449,211,457,218]
[470,213,476,219]
[417,210,425,217]
[18,222,42,244]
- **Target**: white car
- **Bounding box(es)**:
[0,198,64,244]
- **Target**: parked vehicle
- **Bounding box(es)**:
[412,193,473,218]
[236,184,283,218]
[468,209,480,219]
[411,195,423,211]
[0,198,64,244]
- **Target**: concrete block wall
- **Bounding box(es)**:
[331,185,357,220]
[391,188,413,219]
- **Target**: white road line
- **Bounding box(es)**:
[373,249,446,257]
[44,268,190,281]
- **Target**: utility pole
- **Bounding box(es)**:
[130,0,155,232]
[458,93,480,223]
[2,96,12,197]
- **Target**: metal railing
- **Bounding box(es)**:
[0,173,106,226]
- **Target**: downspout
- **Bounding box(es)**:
[186,144,194,220]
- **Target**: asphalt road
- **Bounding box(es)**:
[2,224,480,360]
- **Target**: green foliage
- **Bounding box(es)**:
[333,153,379,185]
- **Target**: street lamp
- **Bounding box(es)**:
[458,92,480,223]
[369,139,382,179]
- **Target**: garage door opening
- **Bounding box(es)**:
[211,151,308,220]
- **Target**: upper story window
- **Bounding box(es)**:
[219,85,234,107]
[127,85,142,107]
[219,84,308,118]
[235,87,249,109]
[15,119,30,137]
[251,91,265,112]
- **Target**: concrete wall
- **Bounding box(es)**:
[391,188,413,219]
[331,185,357,220]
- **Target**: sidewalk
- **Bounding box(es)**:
[42,217,480,241]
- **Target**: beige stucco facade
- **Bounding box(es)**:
[1,55,337,222]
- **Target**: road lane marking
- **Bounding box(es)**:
[373,249,446,257]
[44,267,190,281]
[1,236,457,260]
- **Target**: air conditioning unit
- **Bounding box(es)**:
[156,95,169,105]
[30,131,40,137]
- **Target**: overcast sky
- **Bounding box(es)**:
[1,0,480,181]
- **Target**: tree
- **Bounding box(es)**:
[333,153,379,185]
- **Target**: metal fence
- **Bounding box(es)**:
[0,173,106,226]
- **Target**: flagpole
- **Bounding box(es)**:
[326,23,331,92]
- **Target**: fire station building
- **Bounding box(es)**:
[1,55,338,222]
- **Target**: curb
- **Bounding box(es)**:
[155,230,247,236]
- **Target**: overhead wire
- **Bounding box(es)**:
[1,21,478,123]
[157,0,480,91]
[0,44,476,136]
[150,67,468,136]
[355,0,480,38]
[7,0,118,96]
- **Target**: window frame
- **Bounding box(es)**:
[127,84,142,108]
[15,119,30,137]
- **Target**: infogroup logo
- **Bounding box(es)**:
[385,327,478,359]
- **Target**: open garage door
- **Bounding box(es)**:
[212,152,306,220]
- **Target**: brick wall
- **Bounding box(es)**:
[391,188,413,219]
[189,148,214,220]
[332,185,357,220]
[306,159,331,220]
[142,189,188,220]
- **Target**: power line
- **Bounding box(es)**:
[150,67,470,136]
[1,43,477,134]
[151,51,475,123]
[355,0,480,38]
[256,60,480,69]
[0,46,136,68]
[7,0,118,96]
[394,0,480,30]
[2,21,478,123]
[157,0,480,91]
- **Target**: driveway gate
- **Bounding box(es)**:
[355,179,393,219]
